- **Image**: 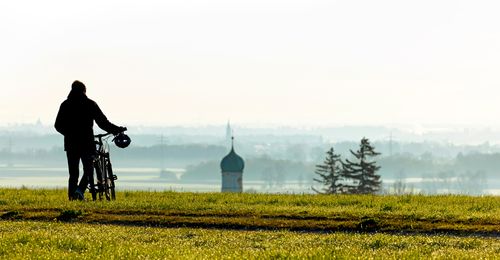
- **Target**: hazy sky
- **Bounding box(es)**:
[1,0,500,127]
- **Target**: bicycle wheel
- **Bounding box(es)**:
[89,161,98,201]
[102,157,111,201]
[106,160,116,200]
[94,158,105,201]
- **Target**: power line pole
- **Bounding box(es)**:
[160,134,165,172]
[389,132,393,157]
[7,137,13,167]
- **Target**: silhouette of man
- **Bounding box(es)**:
[55,80,126,200]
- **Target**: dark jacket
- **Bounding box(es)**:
[55,90,121,152]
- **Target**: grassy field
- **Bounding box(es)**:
[1,188,499,258]
[1,221,499,259]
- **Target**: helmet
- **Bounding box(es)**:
[114,133,131,148]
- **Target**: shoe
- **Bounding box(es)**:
[74,188,85,201]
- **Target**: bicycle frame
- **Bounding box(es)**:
[89,133,117,201]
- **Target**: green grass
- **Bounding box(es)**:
[0,188,499,234]
[1,221,499,259]
[0,188,499,258]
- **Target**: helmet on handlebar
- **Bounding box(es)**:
[113,133,131,148]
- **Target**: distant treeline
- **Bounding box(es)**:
[2,143,500,182]
[378,152,500,178]
[182,156,315,186]
[183,152,500,185]
[0,144,227,167]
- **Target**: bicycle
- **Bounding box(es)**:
[88,130,129,201]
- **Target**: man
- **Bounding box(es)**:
[55,80,126,200]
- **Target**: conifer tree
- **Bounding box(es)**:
[343,137,382,194]
[313,147,343,194]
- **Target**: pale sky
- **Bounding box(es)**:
[1,0,500,127]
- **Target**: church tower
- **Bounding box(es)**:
[220,137,244,192]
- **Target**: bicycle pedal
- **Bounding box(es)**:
[113,175,118,180]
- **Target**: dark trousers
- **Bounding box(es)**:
[66,150,94,200]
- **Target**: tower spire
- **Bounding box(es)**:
[226,120,232,142]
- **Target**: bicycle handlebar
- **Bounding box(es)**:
[94,127,127,139]
[94,132,114,139]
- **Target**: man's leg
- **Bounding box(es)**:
[78,152,94,194]
[66,151,80,200]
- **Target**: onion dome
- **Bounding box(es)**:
[220,137,245,172]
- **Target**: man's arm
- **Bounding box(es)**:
[54,103,67,135]
[92,101,124,134]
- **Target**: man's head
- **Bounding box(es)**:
[71,80,86,94]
